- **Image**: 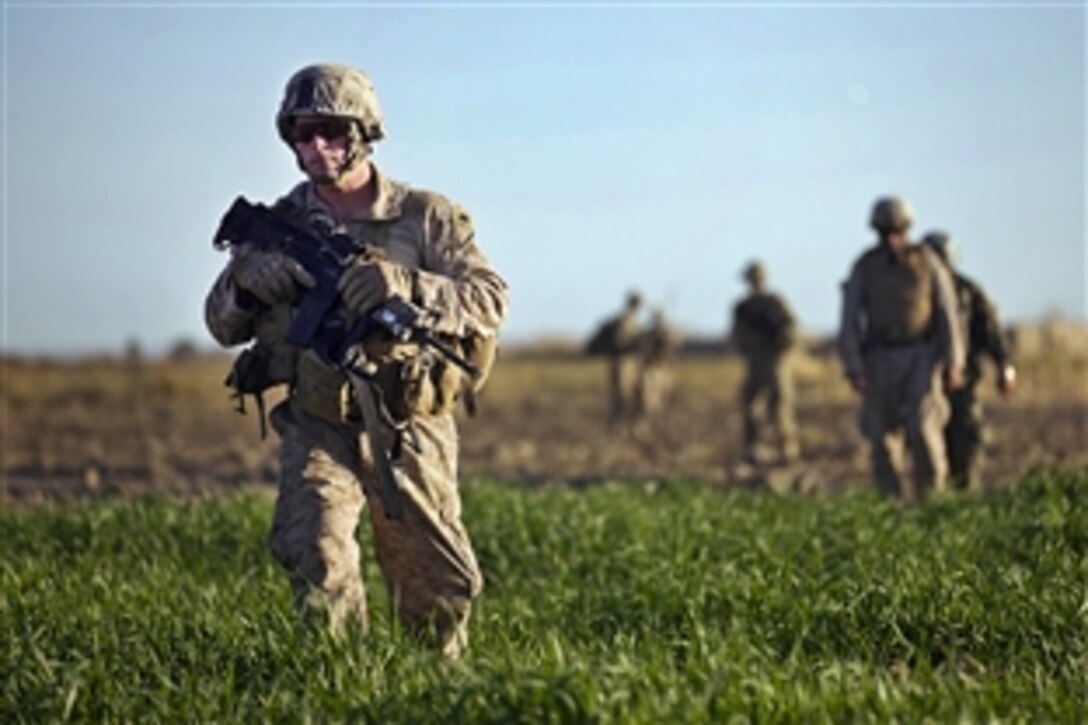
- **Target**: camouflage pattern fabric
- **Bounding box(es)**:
[268,400,481,658]
[205,164,507,658]
[945,386,985,491]
[840,243,965,500]
[731,292,799,462]
[588,308,643,426]
[634,316,679,418]
[945,273,1012,490]
[858,345,950,500]
[738,358,799,464]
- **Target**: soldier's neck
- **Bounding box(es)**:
[880,234,910,258]
[314,162,378,221]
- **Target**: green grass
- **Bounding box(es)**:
[2,470,1086,722]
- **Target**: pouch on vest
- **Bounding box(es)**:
[291,349,365,424]
[224,303,299,437]
[443,332,497,416]
[224,343,286,438]
[364,330,497,419]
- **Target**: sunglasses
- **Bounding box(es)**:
[290,119,351,144]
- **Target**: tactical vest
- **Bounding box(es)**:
[735,294,795,356]
[857,245,935,347]
[226,189,496,429]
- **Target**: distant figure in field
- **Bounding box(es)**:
[585,291,645,427]
[635,309,681,419]
[922,231,1016,491]
[730,261,800,465]
[839,197,965,502]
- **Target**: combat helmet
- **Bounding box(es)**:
[742,261,766,285]
[921,230,956,264]
[869,196,914,233]
[277,63,386,146]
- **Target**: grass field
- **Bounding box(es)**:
[2,468,1085,722]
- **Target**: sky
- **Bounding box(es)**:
[3,1,1085,356]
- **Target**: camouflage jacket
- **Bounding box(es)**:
[641,321,680,366]
[731,292,797,361]
[206,164,507,346]
[953,273,1011,387]
[839,242,965,378]
[204,165,508,421]
[586,309,643,359]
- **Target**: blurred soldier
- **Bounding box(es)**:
[923,231,1016,490]
[635,308,680,418]
[585,291,645,427]
[730,261,800,465]
[839,197,965,501]
[204,63,508,659]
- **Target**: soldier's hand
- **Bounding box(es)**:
[997,365,1016,397]
[232,247,315,305]
[944,366,964,392]
[338,258,414,317]
[848,374,867,394]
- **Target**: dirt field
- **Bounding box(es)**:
[2,345,1085,502]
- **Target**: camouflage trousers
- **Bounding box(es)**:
[635,362,672,418]
[267,399,483,659]
[945,385,986,491]
[608,356,641,426]
[859,344,950,501]
[739,358,799,463]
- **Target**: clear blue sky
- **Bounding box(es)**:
[3,2,1085,355]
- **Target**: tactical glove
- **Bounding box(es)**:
[998,364,1017,396]
[338,258,414,317]
[232,247,316,306]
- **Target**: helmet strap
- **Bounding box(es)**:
[337,122,370,177]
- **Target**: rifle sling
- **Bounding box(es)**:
[344,366,406,521]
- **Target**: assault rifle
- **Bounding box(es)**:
[213,196,481,520]
[213,196,480,377]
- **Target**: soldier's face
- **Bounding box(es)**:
[881,230,910,253]
[291,118,351,182]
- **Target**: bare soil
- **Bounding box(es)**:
[2,351,1085,502]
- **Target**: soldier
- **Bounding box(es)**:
[204,63,508,659]
[730,261,800,465]
[635,309,680,418]
[585,291,645,427]
[922,231,1016,490]
[839,197,965,501]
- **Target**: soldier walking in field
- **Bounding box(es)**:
[585,291,645,427]
[922,231,1016,491]
[730,262,801,465]
[634,309,680,419]
[839,197,965,501]
[204,63,508,659]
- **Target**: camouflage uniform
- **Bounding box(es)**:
[205,65,507,659]
[635,311,679,418]
[945,274,1011,489]
[923,233,1014,491]
[839,200,965,501]
[731,287,800,464]
[587,294,644,426]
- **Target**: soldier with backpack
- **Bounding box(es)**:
[839,197,964,501]
[586,291,645,427]
[730,262,800,465]
[922,231,1016,491]
[635,309,681,419]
